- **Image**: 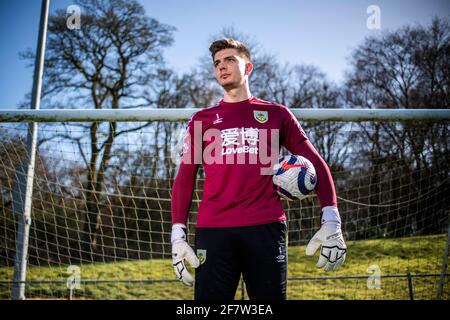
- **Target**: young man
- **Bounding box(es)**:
[171,38,346,300]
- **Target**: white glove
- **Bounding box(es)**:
[171,224,200,286]
[306,206,347,272]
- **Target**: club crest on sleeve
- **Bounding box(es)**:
[253,110,268,124]
[196,249,207,265]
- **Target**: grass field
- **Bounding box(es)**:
[0,234,448,300]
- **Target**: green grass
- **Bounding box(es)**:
[1,234,448,300]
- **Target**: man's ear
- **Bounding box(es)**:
[245,62,253,75]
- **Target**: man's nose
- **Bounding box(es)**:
[217,61,226,70]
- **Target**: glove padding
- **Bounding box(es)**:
[306,222,347,272]
[171,224,200,286]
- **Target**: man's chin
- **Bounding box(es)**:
[220,80,240,91]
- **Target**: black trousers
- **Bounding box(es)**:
[194,221,287,300]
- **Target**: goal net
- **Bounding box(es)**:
[0,113,449,300]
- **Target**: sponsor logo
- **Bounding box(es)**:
[179,121,281,175]
[221,127,259,156]
[222,145,258,155]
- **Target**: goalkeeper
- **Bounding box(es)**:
[171,38,346,300]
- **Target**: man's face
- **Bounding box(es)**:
[213,48,251,90]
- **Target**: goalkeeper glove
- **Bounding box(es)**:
[171,223,200,286]
[306,206,347,272]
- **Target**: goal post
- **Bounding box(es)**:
[9,0,49,300]
[0,108,449,300]
[0,108,449,122]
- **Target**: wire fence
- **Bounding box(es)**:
[0,273,448,300]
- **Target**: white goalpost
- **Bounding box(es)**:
[0,108,449,300]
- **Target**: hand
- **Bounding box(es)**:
[171,224,200,286]
[306,207,347,271]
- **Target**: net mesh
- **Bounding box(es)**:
[0,119,449,299]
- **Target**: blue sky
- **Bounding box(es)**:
[0,0,448,109]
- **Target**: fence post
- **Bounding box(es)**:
[67,285,73,300]
[407,273,414,300]
[436,212,450,300]
[11,0,49,300]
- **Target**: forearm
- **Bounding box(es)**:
[171,163,199,225]
[291,139,337,208]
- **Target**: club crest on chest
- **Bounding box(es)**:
[253,110,268,124]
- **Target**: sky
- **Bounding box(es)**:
[0,0,448,109]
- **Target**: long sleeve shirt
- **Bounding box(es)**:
[171,96,337,228]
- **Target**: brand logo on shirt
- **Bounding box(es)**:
[213,113,223,124]
[253,110,268,124]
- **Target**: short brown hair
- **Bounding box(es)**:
[209,38,251,63]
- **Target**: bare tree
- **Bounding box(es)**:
[22,0,175,260]
[343,17,450,237]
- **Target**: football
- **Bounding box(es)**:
[273,155,317,200]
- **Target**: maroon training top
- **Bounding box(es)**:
[171,96,337,228]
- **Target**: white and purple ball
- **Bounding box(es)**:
[273,155,317,201]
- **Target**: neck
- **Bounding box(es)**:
[223,85,252,103]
